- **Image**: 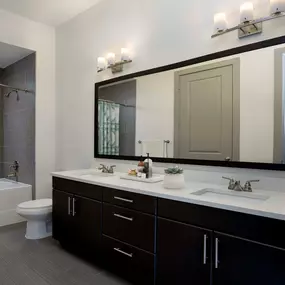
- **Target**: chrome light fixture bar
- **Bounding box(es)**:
[97,48,132,74]
[212,12,285,38]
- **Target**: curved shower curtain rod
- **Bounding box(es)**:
[0,83,34,94]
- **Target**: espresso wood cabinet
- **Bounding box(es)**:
[156,198,285,285]
[52,177,285,285]
[213,232,285,285]
[156,217,212,285]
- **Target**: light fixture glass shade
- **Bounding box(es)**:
[214,13,227,32]
[107,53,115,65]
[97,57,106,70]
[240,2,254,23]
[270,0,285,14]
[121,48,130,61]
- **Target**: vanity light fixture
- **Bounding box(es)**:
[97,57,106,72]
[214,13,227,33]
[270,0,285,14]
[212,1,285,39]
[240,2,254,23]
[97,48,132,74]
[107,53,115,65]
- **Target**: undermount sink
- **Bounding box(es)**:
[79,171,115,178]
[191,188,270,202]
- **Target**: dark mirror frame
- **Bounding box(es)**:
[95,35,285,171]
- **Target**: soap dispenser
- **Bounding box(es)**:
[144,153,153,178]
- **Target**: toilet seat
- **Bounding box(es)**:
[18,199,52,210]
[17,199,52,216]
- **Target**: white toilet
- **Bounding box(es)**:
[17,199,52,240]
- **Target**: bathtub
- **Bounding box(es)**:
[0,179,32,226]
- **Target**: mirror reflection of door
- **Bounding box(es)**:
[274,47,285,164]
[174,59,240,161]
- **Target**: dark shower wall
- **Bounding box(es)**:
[0,54,35,193]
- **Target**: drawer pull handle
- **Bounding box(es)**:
[68,197,71,215]
[114,196,134,203]
[215,238,219,269]
[114,213,133,222]
[203,234,208,265]
[72,198,76,217]
[114,248,133,258]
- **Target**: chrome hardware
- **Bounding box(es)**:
[243,180,260,192]
[222,176,237,190]
[113,248,133,258]
[114,213,133,222]
[114,196,133,203]
[203,234,208,265]
[68,197,71,215]
[72,198,76,216]
[215,238,219,269]
[223,176,260,192]
[98,164,116,174]
[7,161,19,182]
[225,157,231,161]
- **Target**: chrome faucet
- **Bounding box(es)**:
[243,180,260,192]
[98,164,116,174]
[7,161,19,182]
[222,177,260,192]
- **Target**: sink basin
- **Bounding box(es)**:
[79,172,115,178]
[191,188,270,202]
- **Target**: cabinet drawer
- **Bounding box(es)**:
[103,188,156,214]
[103,203,155,253]
[53,177,103,201]
[102,235,155,285]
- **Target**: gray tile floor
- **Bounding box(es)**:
[0,223,129,285]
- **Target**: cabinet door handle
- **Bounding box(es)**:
[215,238,219,269]
[72,198,76,216]
[114,213,133,222]
[114,248,133,258]
[68,197,71,215]
[203,234,208,264]
[114,196,133,203]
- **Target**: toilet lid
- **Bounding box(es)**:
[18,199,52,210]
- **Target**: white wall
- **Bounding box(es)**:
[56,0,285,170]
[0,9,55,198]
[135,72,174,157]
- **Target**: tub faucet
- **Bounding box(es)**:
[7,161,19,182]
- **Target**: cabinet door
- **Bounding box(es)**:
[72,195,102,258]
[156,218,211,285]
[213,232,285,285]
[52,190,73,244]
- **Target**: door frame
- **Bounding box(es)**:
[274,47,285,163]
[174,58,240,161]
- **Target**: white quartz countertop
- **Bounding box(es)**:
[51,169,285,221]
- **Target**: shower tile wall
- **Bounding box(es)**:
[0,54,35,194]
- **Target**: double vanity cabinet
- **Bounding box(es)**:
[52,176,285,285]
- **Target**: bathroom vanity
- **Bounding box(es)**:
[52,170,285,285]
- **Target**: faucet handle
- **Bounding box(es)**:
[243,180,260,192]
[109,165,116,173]
[222,176,235,182]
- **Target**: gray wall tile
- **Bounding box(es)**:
[0,54,35,195]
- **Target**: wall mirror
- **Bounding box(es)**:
[95,36,285,170]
